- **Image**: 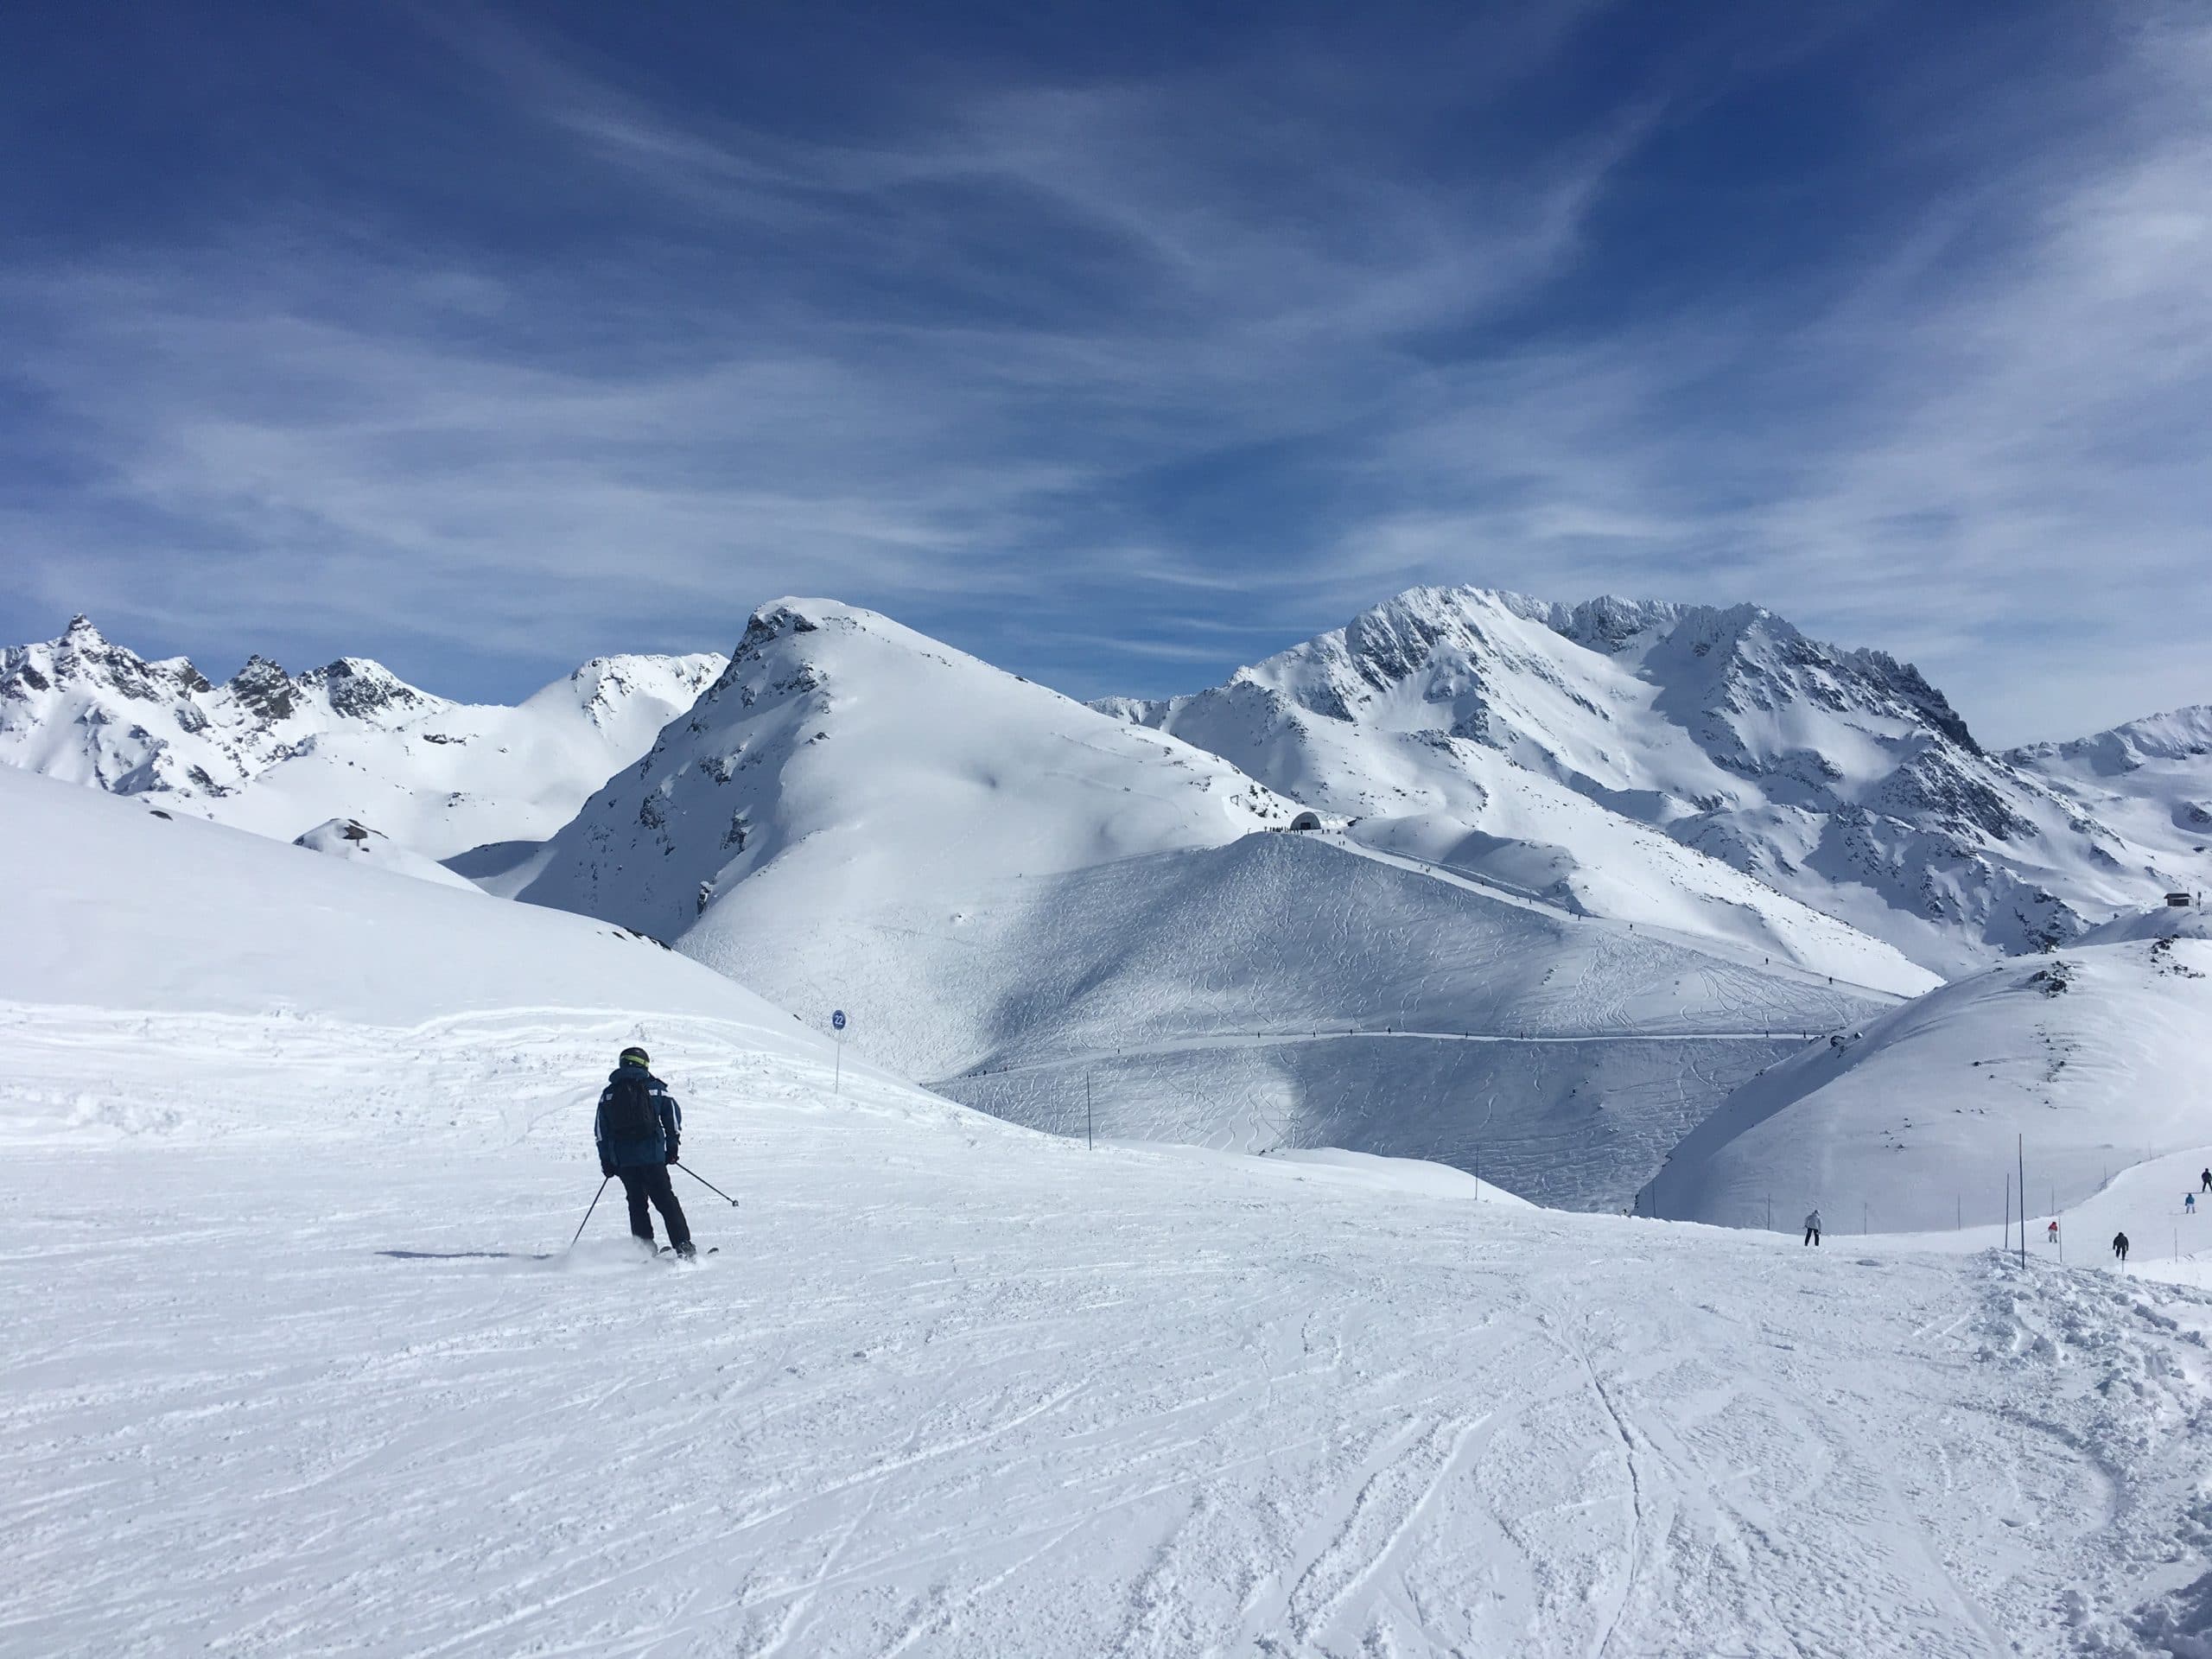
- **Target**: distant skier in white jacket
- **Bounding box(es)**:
[1803,1209,1822,1247]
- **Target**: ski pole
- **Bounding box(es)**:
[673,1161,740,1207]
[569,1177,610,1249]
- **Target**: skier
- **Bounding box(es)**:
[1802,1208,1822,1247]
[2113,1230,2129,1263]
[594,1046,694,1258]
[2188,1192,2197,1216]
[2201,1167,2210,1193]
[2047,1219,2059,1244]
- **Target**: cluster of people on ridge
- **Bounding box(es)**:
[2105,1166,2207,1265]
[1800,1168,2210,1261]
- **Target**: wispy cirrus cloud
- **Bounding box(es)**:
[1259,8,2212,741]
[3,5,1645,690]
[1,3,2205,742]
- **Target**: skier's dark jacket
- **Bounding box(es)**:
[595,1066,681,1169]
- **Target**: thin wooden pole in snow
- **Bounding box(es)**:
[2018,1135,2027,1268]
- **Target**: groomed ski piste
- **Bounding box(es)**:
[6,766,2212,1656]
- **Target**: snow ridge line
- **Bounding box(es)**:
[1322,832,1916,1005]
[0,1000,800,1040]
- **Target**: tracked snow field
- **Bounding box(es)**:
[936,1030,1812,1211]
[847,831,1891,1206]
[6,1008,2211,1657]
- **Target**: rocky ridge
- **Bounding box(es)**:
[0,615,725,856]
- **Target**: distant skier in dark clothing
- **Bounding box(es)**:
[2202,1167,2210,1193]
[2112,1231,2129,1263]
[595,1046,693,1257]
[1803,1209,1822,1247]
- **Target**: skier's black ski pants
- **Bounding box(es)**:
[615,1164,691,1249]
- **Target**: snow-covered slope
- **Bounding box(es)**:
[922,830,1894,1207]
[0,763,821,1033]
[517,597,1299,1060]
[293,817,484,893]
[2075,899,2212,947]
[1103,586,2183,976]
[1646,934,2212,1233]
[0,615,724,858]
[519,598,1297,932]
[515,601,1904,1206]
[7,704,2212,1656]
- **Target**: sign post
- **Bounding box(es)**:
[831,1009,846,1096]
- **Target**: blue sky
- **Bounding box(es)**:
[3,2,2207,745]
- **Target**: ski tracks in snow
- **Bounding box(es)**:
[5,1026,2212,1656]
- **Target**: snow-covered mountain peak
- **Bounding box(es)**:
[9,613,208,706]
[717,595,960,685]
[1103,583,2183,971]
[710,595,856,697]
[1548,592,1688,654]
[2011,703,2212,777]
[732,596,830,653]
[0,618,730,859]
[676,596,1083,757]
[225,654,301,720]
[531,652,727,732]
[2008,704,2212,890]
[1620,601,1982,762]
[1236,586,1568,725]
[293,657,437,722]
[518,596,1302,1005]
[53,612,162,670]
